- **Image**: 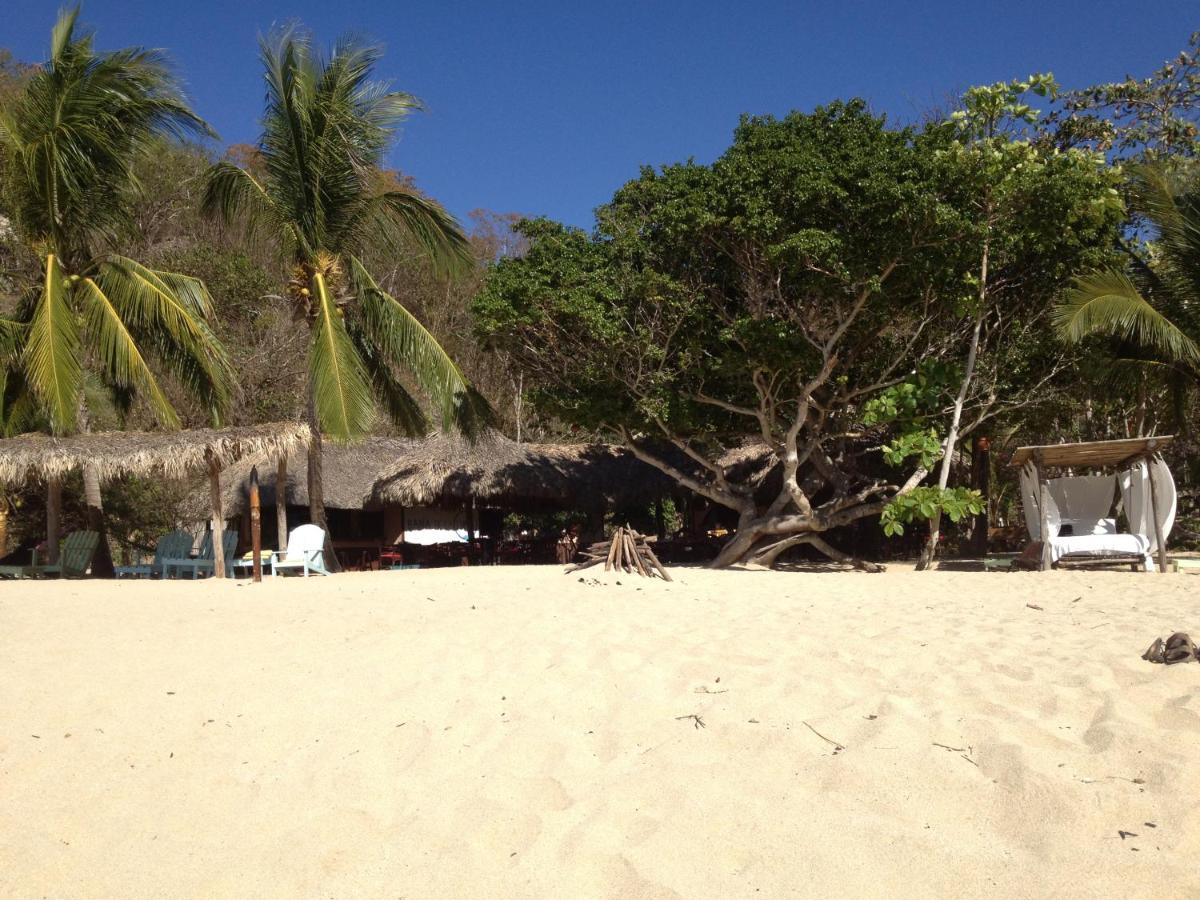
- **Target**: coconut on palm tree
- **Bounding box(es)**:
[0,8,233,573]
[203,26,487,554]
[1056,160,1200,385]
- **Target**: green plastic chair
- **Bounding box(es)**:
[162,531,238,579]
[0,530,100,579]
[115,530,195,579]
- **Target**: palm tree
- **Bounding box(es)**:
[203,26,486,551]
[0,8,233,572]
[1056,161,1200,390]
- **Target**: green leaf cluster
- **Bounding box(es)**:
[881,487,984,537]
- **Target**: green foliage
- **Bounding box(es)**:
[1054,33,1200,158]
[862,361,957,426]
[880,487,984,537]
[1057,160,1200,372]
[880,428,943,469]
[0,9,231,432]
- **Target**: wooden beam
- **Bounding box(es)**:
[206,450,226,580]
[1147,456,1168,573]
[1034,449,1051,572]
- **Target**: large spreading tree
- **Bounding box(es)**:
[475,101,1120,569]
[204,26,487,553]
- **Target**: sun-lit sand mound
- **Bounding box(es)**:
[2,564,1198,898]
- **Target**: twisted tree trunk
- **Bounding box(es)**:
[916,227,990,571]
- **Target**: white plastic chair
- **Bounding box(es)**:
[270,524,330,577]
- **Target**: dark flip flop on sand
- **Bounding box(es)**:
[1142,637,1165,664]
[1163,633,1197,665]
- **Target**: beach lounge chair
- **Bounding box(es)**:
[162,531,238,579]
[0,530,100,579]
[270,524,329,576]
[115,530,194,579]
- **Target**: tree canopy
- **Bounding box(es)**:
[475,101,1122,566]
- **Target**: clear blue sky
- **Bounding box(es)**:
[4,1,1197,228]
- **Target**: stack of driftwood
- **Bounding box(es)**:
[565,525,672,581]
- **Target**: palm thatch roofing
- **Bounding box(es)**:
[201,433,679,517]
[0,423,312,486]
[370,433,676,509]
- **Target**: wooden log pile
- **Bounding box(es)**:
[565,525,672,581]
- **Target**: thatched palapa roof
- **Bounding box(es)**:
[0,423,312,486]
[202,433,677,516]
[370,433,675,509]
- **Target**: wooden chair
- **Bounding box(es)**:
[271,525,330,576]
[115,530,194,579]
[0,530,100,579]
[162,531,238,579]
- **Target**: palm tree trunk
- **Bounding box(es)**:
[275,455,288,551]
[305,395,341,572]
[46,478,61,566]
[77,402,115,577]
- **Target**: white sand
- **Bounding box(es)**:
[1,564,1198,898]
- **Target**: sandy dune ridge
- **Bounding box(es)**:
[1,565,1198,898]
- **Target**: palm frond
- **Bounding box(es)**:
[373,190,473,276]
[3,7,213,252]
[0,318,27,363]
[77,276,179,428]
[1055,270,1200,365]
[93,257,233,423]
[309,270,375,440]
[349,255,490,435]
[345,317,429,436]
[50,6,82,63]
[201,161,301,255]
[22,254,81,433]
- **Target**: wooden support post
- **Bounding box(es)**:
[46,476,62,566]
[1034,450,1051,572]
[206,450,226,580]
[249,466,263,583]
[1146,454,1168,573]
[275,455,288,553]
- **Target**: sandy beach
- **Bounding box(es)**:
[1,564,1198,898]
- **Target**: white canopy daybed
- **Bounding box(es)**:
[1010,436,1176,572]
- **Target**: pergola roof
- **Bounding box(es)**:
[1008,435,1174,470]
[0,423,312,485]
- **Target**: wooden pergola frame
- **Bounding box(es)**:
[1009,435,1175,572]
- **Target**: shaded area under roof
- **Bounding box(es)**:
[0,423,312,485]
[1009,435,1174,470]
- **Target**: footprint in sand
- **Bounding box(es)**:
[1082,698,1116,752]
